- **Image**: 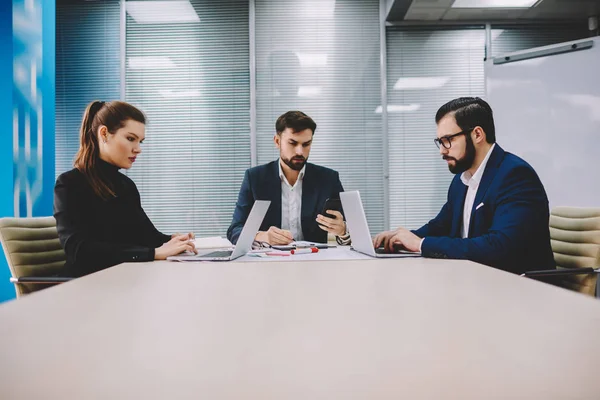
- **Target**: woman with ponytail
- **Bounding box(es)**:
[54,100,196,277]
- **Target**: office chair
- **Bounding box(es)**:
[521,207,600,297]
[0,217,73,298]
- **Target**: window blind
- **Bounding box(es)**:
[56,0,121,178]
[124,0,250,236]
[255,0,384,233]
[386,28,486,229]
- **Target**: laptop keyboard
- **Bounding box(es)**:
[201,250,233,258]
[375,246,419,255]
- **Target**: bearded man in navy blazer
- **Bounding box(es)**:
[227,111,350,245]
[374,97,554,274]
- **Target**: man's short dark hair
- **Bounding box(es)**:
[435,97,496,143]
[276,111,317,135]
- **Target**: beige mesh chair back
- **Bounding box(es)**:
[550,207,600,296]
[0,217,68,297]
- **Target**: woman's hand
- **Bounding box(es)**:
[171,232,195,240]
[155,234,197,260]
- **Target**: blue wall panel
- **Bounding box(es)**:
[0,0,15,302]
[0,0,55,302]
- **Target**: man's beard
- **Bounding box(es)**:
[282,155,307,171]
[443,135,475,174]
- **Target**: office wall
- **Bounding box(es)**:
[387,28,486,229]
[486,37,600,209]
[125,0,251,236]
[0,0,55,302]
[55,0,121,178]
[255,0,384,234]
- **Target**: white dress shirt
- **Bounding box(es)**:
[460,143,495,238]
[279,161,305,241]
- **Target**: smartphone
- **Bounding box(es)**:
[322,198,343,219]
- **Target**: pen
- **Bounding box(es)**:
[266,251,291,256]
[290,247,319,255]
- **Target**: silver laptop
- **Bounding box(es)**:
[168,200,270,261]
[340,191,421,258]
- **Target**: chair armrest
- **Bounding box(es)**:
[520,268,597,278]
[10,277,74,284]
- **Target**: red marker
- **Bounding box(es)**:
[290,247,319,255]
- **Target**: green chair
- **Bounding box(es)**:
[0,217,72,298]
[522,207,600,297]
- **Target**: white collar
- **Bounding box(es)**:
[278,159,306,186]
[460,143,495,187]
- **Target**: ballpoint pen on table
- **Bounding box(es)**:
[265,251,291,256]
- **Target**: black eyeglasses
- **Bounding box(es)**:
[252,240,272,249]
[434,127,474,149]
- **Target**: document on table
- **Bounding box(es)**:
[237,247,371,262]
[271,240,337,250]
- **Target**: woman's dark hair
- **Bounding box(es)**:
[74,100,146,199]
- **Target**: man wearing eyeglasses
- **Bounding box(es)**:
[374,97,554,274]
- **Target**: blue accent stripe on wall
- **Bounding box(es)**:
[1,0,55,303]
[13,0,55,219]
[0,0,15,302]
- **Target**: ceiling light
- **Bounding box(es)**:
[297,86,322,97]
[375,104,421,113]
[126,1,200,24]
[451,0,539,8]
[394,77,450,90]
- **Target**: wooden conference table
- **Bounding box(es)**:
[1,252,600,399]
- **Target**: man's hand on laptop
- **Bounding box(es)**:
[373,230,397,251]
[255,227,294,245]
[373,228,421,253]
[316,210,346,236]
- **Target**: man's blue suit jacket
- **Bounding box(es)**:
[413,144,555,274]
[227,161,344,244]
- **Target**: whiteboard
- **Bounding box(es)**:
[485,38,600,208]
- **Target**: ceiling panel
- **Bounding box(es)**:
[409,0,455,8]
[405,7,448,20]
[390,0,600,22]
[442,7,528,19]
